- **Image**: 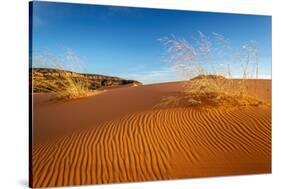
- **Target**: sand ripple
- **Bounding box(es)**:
[32,106,271,187]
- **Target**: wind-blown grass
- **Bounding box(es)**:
[32,70,94,100]
[156,32,266,109]
[32,50,99,100]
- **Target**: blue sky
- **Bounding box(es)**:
[31,1,272,84]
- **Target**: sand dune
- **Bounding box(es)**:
[31,80,271,187]
[32,81,185,144]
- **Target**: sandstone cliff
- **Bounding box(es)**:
[31,68,142,92]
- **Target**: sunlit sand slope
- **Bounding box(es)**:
[32,105,271,187]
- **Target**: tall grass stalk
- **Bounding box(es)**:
[32,50,96,100]
[157,32,264,108]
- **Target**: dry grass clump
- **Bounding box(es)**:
[33,70,95,100]
[156,32,266,109]
[32,50,99,100]
[154,88,264,109]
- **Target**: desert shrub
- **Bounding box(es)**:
[157,32,265,108]
[32,50,97,100]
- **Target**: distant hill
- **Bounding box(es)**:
[31,68,142,92]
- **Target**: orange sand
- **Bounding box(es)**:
[31,79,271,187]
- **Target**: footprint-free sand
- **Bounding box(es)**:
[31,79,271,187]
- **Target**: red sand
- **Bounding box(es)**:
[31,79,271,187]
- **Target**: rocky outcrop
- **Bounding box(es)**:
[31,68,142,92]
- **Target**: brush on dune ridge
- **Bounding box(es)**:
[32,69,101,100]
[32,50,100,100]
[156,32,267,109]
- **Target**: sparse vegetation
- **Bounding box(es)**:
[32,69,94,100]
[32,50,97,100]
[156,32,266,108]
[31,50,141,100]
